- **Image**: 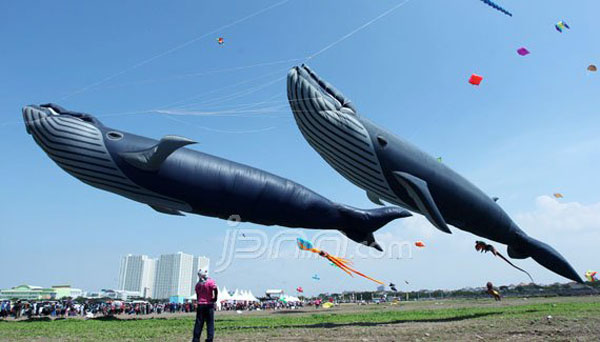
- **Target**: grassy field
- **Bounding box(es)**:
[1,296,599,341]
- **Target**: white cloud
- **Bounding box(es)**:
[516,196,600,233]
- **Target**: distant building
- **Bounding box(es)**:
[0,284,56,300]
[154,252,194,299]
[86,289,138,300]
[118,254,157,298]
[117,252,210,299]
[52,285,83,299]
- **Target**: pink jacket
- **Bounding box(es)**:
[195,278,217,305]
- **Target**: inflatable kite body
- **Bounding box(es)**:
[286,65,582,283]
[23,104,411,247]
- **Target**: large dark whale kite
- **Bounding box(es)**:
[286,64,582,283]
[23,103,411,248]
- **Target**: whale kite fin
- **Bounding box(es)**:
[392,171,452,234]
[343,230,383,252]
[149,205,185,216]
[338,206,412,252]
[366,191,384,205]
[492,197,499,202]
[119,135,196,171]
[509,236,583,283]
[507,245,528,259]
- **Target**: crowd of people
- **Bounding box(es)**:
[0,299,205,320]
[0,298,309,320]
[218,299,303,311]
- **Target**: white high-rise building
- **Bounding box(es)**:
[118,255,157,298]
[190,256,210,296]
[153,252,195,299]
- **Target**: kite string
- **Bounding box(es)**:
[147,0,414,115]
[98,57,304,90]
[110,0,412,121]
[161,114,276,134]
[58,0,291,100]
[305,0,412,61]
[3,0,414,130]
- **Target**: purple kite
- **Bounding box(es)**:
[517,47,530,56]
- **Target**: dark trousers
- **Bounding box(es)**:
[192,304,214,342]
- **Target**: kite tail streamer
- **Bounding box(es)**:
[495,252,535,283]
[296,238,383,284]
[319,250,383,284]
[475,241,534,282]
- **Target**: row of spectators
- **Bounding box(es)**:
[1,298,321,320]
[0,299,200,320]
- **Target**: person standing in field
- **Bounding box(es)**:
[192,269,218,342]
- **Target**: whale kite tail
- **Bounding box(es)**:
[338,205,412,252]
[508,234,583,283]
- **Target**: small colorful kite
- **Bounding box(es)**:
[389,283,398,292]
[312,274,320,281]
[217,37,225,45]
[585,270,598,282]
[486,282,501,301]
[475,241,534,282]
[555,21,570,33]
[404,280,410,285]
[553,193,564,199]
[297,238,383,284]
[469,74,483,86]
[479,0,512,17]
[517,47,530,56]
[587,65,597,72]
[296,286,304,293]
[415,241,425,248]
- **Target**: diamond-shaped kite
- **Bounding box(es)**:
[469,74,483,86]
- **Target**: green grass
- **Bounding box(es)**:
[1,297,599,342]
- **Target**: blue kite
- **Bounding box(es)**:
[479,0,512,17]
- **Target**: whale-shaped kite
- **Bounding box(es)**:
[286,64,582,283]
[23,104,411,248]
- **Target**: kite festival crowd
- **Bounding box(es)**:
[0,298,306,320]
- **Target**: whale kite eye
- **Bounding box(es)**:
[106,131,123,141]
[377,136,388,148]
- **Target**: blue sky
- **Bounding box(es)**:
[1,0,599,296]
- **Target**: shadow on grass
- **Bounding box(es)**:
[220,311,504,331]
[0,316,178,323]
[0,317,53,323]
[271,310,311,315]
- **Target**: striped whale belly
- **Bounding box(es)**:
[24,108,190,211]
[288,82,400,206]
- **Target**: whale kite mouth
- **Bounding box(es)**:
[22,105,55,135]
[22,103,101,135]
[287,64,357,118]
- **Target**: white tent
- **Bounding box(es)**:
[231,289,242,301]
[218,287,232,302]
[247,290,259,302]
[224,289,260,302]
